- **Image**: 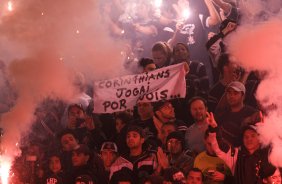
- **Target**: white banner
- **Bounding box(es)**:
[93,63,187,113]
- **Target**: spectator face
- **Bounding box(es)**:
[157,102,175,120]
[167,138,182,155]
[49,156,62,174]
[173,44,190,63]
[72,152,89,166]
[61,133,79,151]
[126,131,144,149]
[115,118,125,134]
[152,50,167,67]
[190,99,207,122]
[101,150,117,168]
[137,102,153,120]
[68,106,85,129]
[144,63,157,72]
[186,171,203,184]
[243,129,260,153]
[263,169,281,184]
[226,88,244,107]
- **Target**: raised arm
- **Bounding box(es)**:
[205,112,238,174]
[204,0,221,27]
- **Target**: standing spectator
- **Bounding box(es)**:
[208,53,241,113]
[58,130,108,184]
[139,58,157,73]
[171,43,210,123]
[185,97,209,155]
[100,142,134,184]
[160,122,177,147]
[172,43,210,99]
[44,152,68,184]
[66,104,105,151]
[194,130,232,184]
[206,112,275,184]
[151,41,172,68]
[111,111,132,156]
[71,144,96,183]
[158,131,194,175]
[124,126,158,183]
[215,81,259,147]
[153,100,188,137]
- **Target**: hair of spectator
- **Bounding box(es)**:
[187,167,204,181]
[188,96,208,109]
[172,42,190,55]
[152,41,172,66]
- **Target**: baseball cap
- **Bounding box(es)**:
[100,142,118,153]
[226,81,246,94]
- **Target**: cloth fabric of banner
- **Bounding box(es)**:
[93,62,187,113]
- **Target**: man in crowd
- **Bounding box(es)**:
[194,130,232,184]
[185,97,209,155]
[124,125,158,183]
[215,81,259,147]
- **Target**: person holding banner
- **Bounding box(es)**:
[171,42,210,123]
[139,58,157,73]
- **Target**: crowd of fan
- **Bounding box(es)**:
[1,0,282,183]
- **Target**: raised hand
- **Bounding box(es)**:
[157,147,170,169]
[206,112,218,128]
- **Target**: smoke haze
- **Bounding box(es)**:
[0,0,128,173]
[226,1,282,166]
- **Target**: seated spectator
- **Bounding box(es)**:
[186,168,204,184]
[194,130,232,184]
[185,97,209,155]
